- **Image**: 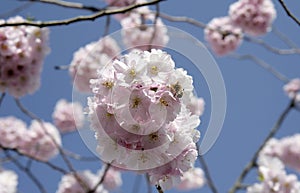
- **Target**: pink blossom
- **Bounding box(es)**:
[176,167,205,191]
[186,96,205,116]
[69,36,120,93]
[261,134,300,172]
[0,116,27,149]
[19,120,62,161]
[88,49,203,190]
[283,78,300,104]
[0,16,49,98]
[204,16,243,56]
[121,13,169,51]
[229,0,276,36]
[56,170,108,193]
[0,169,18,193]
[52,99,84,133]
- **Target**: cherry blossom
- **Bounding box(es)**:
[121,13,169,51]
[229,0,276,36]
[0,116,27,149]
[176,167,206,191]
[69,36,120,93]
[56,170,108,193]
[247,155,300,193]
[204,16,243,56]
[0,169,18,193]
[52,99,84,133]
[0,16,50,98]
[19,120,62,161]
[88,49,203,190]
[283,78,300,106]
[260,135,300,172]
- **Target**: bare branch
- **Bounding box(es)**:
[197,145,219,193]
[230,53,290,83]
[0,93,5,108]
[0,0,164,28]
[271,26,299,49]
[4,151,47,193]
[89,163,111,193]
[27,0,101,12]
[244,36,300,55]
[228,100,294,193]
[63,149,99,162]
[277,0,300,26]
[158,12,206,28]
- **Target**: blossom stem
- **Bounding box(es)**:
[0,93,5,108]
[89,163,111,192]
[228,99,294,193]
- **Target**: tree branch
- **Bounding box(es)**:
[27,0,101,12]
[0,93,5,108]
[0,0,164,28]
[228,100,294,193]
[197,145,219,193]
[277,0,300,26]
[230,53,290,83]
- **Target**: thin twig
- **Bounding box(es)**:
[155,184,163,193]
[4,151,47,193]
[89,163,111,193]
[26,0,101,12]
[0,0,164,28]
[271,26,299,49]
[197,145,219,193]
[244,36,300,55]
[158,12,207,28]
[0,93,6,108]
[15,99,89,191]
[230,53,290,83]
[228,100,294,193]
[277,0,300,26]
[148,3,160,50]
[0,2,33,18]
[103,15,111,37]
[63,149,99,162]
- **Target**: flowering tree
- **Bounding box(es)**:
[0,0,300,193]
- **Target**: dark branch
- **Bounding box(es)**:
[0,0,164,28]
[0,93,6,108]
[277,0,300,26]
[228,100,294,193]
[197,145,219,193]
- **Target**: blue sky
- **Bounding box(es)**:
[1,0,300,193]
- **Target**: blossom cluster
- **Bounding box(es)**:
[247,155,300,193]
[0,16,49,98]
[0,169,18,193]
[247,134,300,193]
[0,116,61,161]
[205,0,276,56]
[56,167,122,193]
[283,78,300,106]
[88,49,204,190]
[52,99,84,133]
[69,36,120,93]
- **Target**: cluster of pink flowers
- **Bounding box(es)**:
[121,12,169,51]
[283,78,300,105]
[0,116,61,161]
[88,49,203,190]
[205,0,276,56]
[176,167,205,191]
[69,36,120,93]
[229,0,276,36]
[52,99,84,133]
[247,155,300,193]
[260,134,300,172]
[56,167,122,193]
[0,169,18,193]
[204,17,243,56]
[0,16,49,98]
